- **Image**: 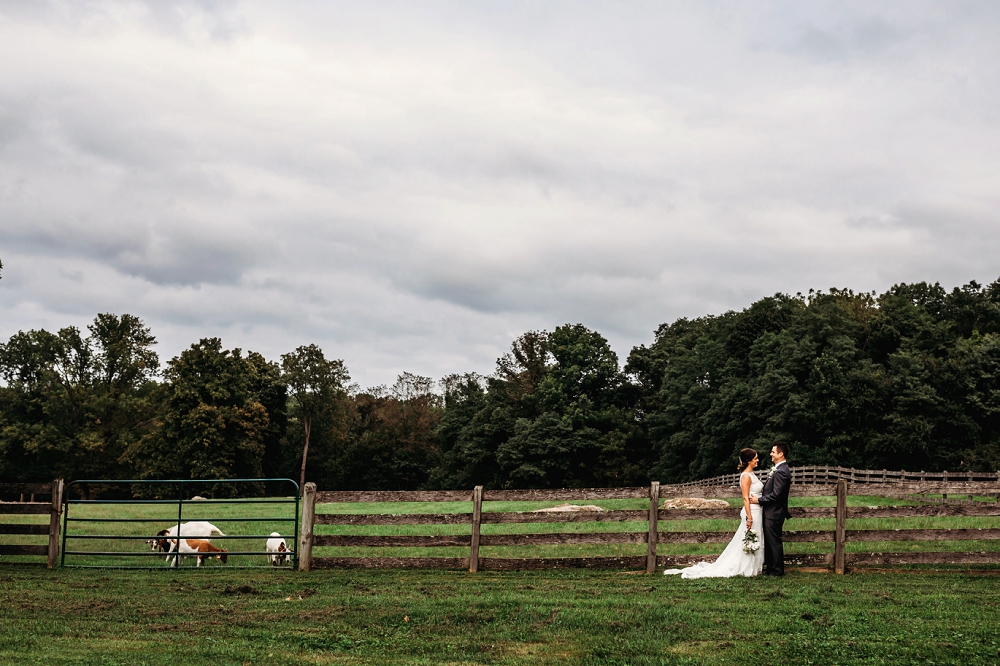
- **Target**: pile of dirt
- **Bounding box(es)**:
[531,503,606,513]
[660,497,731,509]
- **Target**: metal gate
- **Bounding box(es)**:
[60,478,299,569]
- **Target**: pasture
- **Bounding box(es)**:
[3,494,1000,663]
[3,566,1000,665]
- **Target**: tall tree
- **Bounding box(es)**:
[496,324,647,488]
[431,326,647,489]
[281,345,349,491]
[0,314,159,486]
[629,280,1000,482]
[327,373,443,490]
[125,338,270,496]
[87,314,160,479]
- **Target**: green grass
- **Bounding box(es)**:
[3,566,1000,664]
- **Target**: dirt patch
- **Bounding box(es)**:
[65,601,117,613]
[661,498,731,509]
[298,608,345,622]
[222,584,259,595]
[532,503,606,513]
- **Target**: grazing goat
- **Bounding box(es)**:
[147,521,226,566]
[176,538,228,566]
[266,532,289,566]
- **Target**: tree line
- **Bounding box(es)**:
[2,277,1000,495]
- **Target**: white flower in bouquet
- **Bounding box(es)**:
[742,528,760,554]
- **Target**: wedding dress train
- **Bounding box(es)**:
[663,472,764,579]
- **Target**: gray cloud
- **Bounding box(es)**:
[2,1,1000,386]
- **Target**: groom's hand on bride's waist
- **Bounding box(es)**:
[749,497,759,504]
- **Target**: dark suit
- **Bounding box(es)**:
[758,462,792,576]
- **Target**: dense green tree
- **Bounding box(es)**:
[322,373,443,490]
[630,280,1000,483]
[432,326,648,489]
[6,277,1000,492]
[281,344,350,490]
[0,315,158,487]
[124,339,271,496]
[247,351,289,493]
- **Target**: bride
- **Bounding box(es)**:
[663,448,764,578]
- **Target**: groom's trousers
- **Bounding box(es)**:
[762,513,785,576]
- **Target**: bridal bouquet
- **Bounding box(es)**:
[742,528,760,554]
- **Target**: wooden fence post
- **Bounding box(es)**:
[298,482,316,572]
[834,479,846,574]
[469,486,483,573]
[647,481,660,574]
[47,479,63,569]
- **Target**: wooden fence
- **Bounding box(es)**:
[675,465,1000,495]
[297,477,1000,573]
[0,480,64,568]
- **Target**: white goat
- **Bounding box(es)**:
[152,521,226,566]
[266,532,289,566]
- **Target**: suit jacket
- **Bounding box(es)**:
[758,463,792,521]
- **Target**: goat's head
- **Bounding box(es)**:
[217,548,228,564]
[147,529,170,552]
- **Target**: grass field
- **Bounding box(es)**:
[4,494,1000,663]
[3,565,1000,665]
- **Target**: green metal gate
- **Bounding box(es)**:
[60,478,299,569]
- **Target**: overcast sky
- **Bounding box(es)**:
[2,1,999,388]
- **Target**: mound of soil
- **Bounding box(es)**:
[660,498,731,509]
[531,503,606,513]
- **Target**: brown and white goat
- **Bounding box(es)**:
[173,538,229,566]
[266,533,289,566]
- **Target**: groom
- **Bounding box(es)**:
[751,442,792,577]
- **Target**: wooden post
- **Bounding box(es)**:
[298,482,316,572]
[647,481,660,574]
[47,479,63,569]
[834,479,846,575]
[469,486,483,573]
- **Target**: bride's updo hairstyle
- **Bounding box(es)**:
[737,448,758,472]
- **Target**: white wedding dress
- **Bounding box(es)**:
[663,472,764,578]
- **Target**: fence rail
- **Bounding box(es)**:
[0,480,64,567]
[673,465,1000,490]
[7,471,1000,573]
[300,476,1000,573]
